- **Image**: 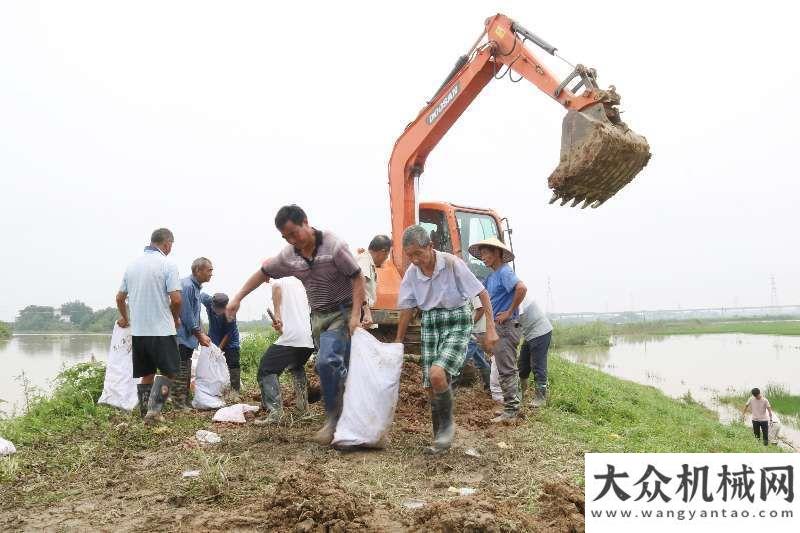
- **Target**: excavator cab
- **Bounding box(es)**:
[419,203,503,281]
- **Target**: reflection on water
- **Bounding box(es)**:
[0,334,111,416]
[560,334,800,450]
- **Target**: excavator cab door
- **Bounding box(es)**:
[419,208,454,254]
[454,210,501,282]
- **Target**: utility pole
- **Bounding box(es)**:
[545,276,555,314]
[769,275,779,315]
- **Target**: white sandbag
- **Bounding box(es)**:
[212,403,260,424]
[769,417,781,443]
[97,324,140,411]
[332,328,404,448]
[0,437,16,456]
[192,344,230,409]
[489,360,503,403]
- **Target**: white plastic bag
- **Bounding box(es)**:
[489,360,503,403]
[769,417,781,443]
[332,328,404,448]
[97,324,140,411]
[212,403,260,424]
[0,437,16,456]
[195,429,222,444]
[192,344,230,409]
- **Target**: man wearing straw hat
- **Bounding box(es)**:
[469,237,527,423]
[395,225,499,454]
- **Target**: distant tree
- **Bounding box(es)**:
[84,307,119,333]
[0,321,11,339]
[60,300,94,327]
[15,305,74,332]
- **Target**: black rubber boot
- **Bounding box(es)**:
[171,359,192,411]
[144,375,171,425]
[480,367,491,392]
[424,387,454,455]
[229,368,241,393]
[136,383,152,418]
[254,374,283,425]
[290,367,308,413]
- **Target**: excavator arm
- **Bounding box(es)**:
[388,13,651,270]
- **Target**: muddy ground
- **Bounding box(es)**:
[0,362,585,532]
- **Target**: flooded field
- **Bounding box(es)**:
[560,333,800,449]
[0,334,110,416]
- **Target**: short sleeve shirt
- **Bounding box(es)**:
[356,251,377,306]
[260,230,360,312]
[518,295,552,340]
[484,264,520,319]
[470,295,487,334]
[119,247,181,337]
[746,396,772,422]
[397,251,485,311]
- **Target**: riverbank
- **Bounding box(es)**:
[719,385,800,419]
[0,341,774,531]
[612,318,800,337]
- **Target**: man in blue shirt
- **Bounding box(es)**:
[175,257,213,409]
[200,292,241,394]
[116,228,182,424]
[469,237,527,422]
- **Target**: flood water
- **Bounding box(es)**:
[0,334,111,416]
[560,333,800,450]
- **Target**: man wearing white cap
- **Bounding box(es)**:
[469,237,527,422]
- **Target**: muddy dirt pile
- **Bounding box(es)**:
[536,481,586,533]
[260,464,376,531]
[409,496,539,532]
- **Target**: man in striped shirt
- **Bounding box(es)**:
[226,205,365,445]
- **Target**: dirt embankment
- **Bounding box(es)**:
[1,361,585,532]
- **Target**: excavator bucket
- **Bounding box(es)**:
[548,102,651,208]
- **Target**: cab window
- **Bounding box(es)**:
[455,211,500,281]
[419,209,453,254]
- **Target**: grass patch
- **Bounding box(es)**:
[718,384,800,418]
[551,321,611,349]
[529,355,774,453]
[0,362,114,447]
[240,328,278,385]
[612,319,800,337]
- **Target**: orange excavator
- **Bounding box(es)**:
[370,14,651,348]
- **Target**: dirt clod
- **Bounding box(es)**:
[536,481,585,533]
[410,496,538,532]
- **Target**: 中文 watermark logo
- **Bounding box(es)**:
[585,453,798,532]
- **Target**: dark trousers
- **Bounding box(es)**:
[257,344,314,381]
[178,344,194,361]
[752,420,769,446]
[518,331,552,389]
[224,347,240,369]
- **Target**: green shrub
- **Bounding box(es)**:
[551,321,611,349]
[0,362,112,446]
[239,329,279,384]
[0,321,11,339]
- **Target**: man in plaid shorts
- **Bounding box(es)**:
[395,225,498,454]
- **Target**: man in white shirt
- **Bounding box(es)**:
[254,277,315,425]
[355,235,392,326]
[395,225,498,454]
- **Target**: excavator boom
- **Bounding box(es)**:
[388,13,651,268]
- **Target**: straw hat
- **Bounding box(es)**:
[468,237,515,263]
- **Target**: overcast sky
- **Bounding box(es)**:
[1,0,798,322]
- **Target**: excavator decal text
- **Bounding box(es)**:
[426,83,460,125]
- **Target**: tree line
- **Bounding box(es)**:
[10,301,119,333]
